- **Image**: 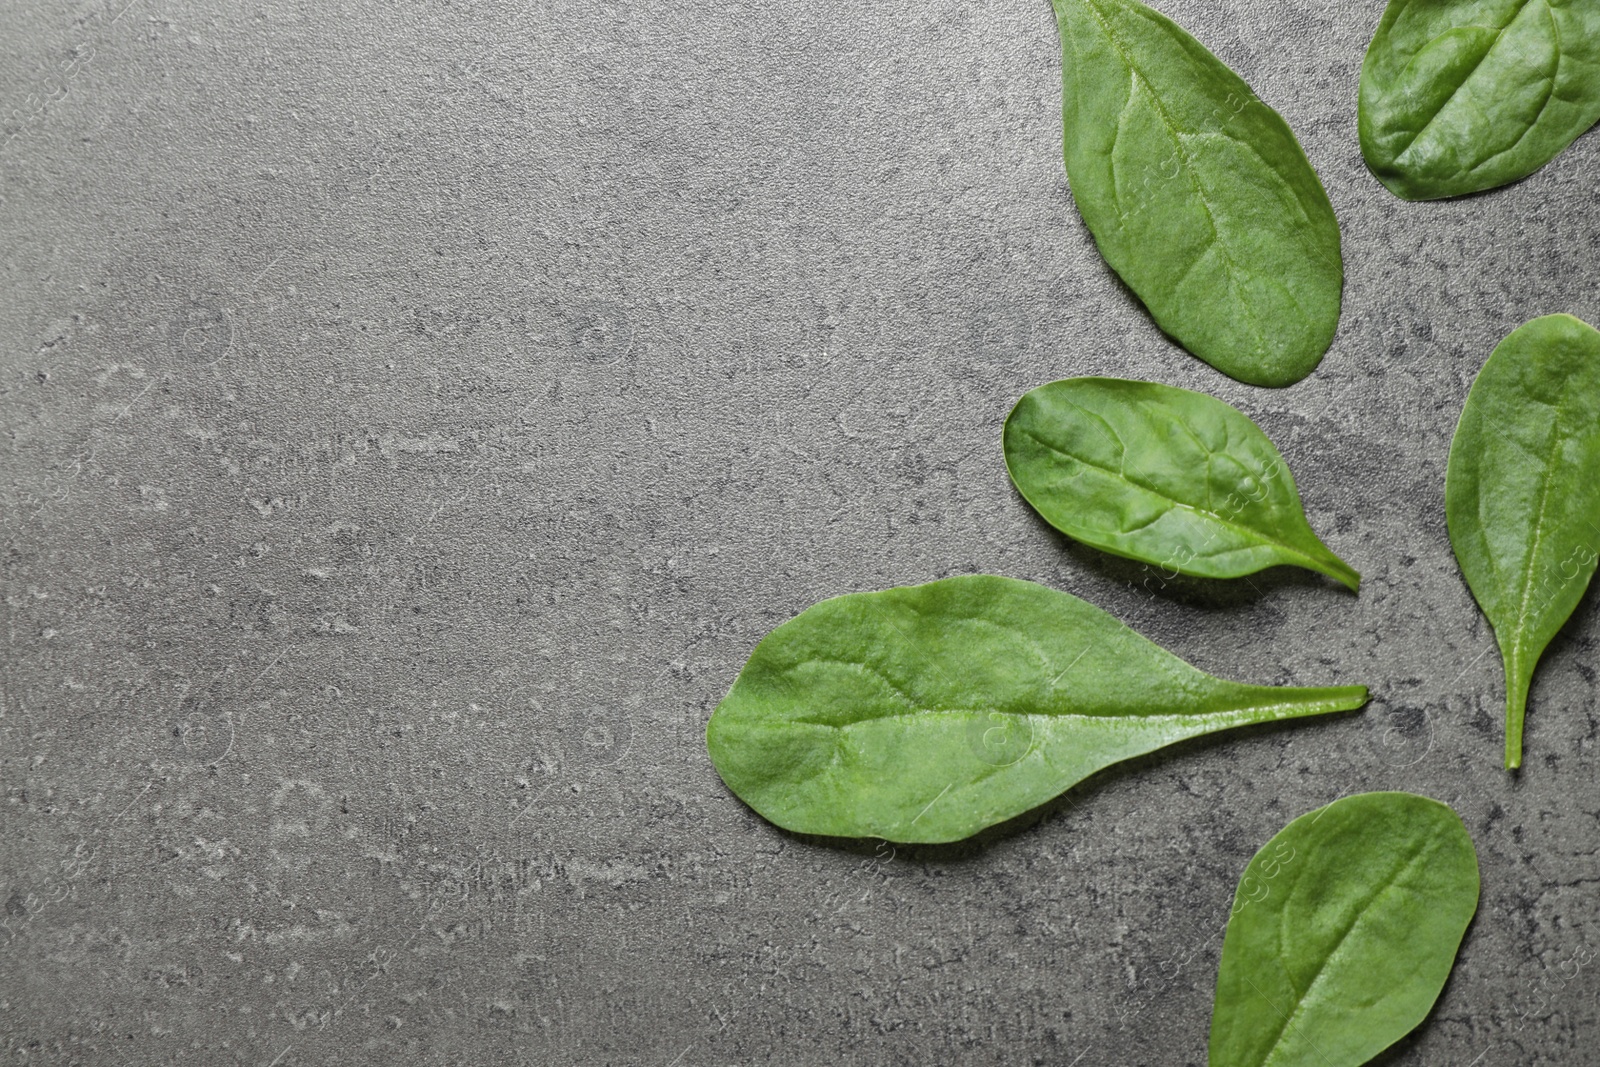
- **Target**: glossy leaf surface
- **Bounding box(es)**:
[1210,792,1479,1067]
[1004,378,1359,590]
[1053,0,1343,387]
[1446,314,1600,768]
[1360,0,1600,200]
[706,575,1366,844]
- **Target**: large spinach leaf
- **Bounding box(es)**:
[1209,792,1479,1067]
[706,575,1366,844]
[1446,314,1600,769]
[1360,0,1600,200]
[1052,0,1343,387]
[1004,378,1359,590]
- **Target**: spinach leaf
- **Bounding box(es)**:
[1210,792,1479,1067]
[1446,314,1600,769]
[706,575,1366,844]
[1360,0,1600,200]
[1052,0,1343,387]
[1004,378,1359,590]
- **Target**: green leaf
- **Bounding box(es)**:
[1052,0,1343,387]
[1446,314,1600,769]
[705,575,1366,844]
[1360,0,1600,200]
[1004,377,1359,591]
[1209,792,1479,1067]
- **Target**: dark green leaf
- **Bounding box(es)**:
[1052,0,1343,387]
[1210,792,1479,1067]
[1004,377,1359,590]
[1446,314,1600,769]
[706,575,1366,844]
[1360,0,1600,200]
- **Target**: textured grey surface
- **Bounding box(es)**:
[2,0,1598,1064]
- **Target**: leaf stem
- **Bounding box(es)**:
[1311,553,1361,594]
[1504,657,1526,770]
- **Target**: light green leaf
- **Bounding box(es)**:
[1360,0,1600,200]
[1210,792,1479,1067]
[706,575,1366,844]
[1446,314,1600,769]
[1004,377,1358,590]
[1052,0,1343,387]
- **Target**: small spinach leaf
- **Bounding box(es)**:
[706,575,1366,844]
[1053,0,1343,387]
[1004,377,1359,590]
[1209,792,1479,1067]
[1446,314,1600,769]
[1360,0,1600,200]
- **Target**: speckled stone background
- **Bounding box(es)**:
[2,1,1597,1064]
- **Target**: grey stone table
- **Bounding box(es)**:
[3,1,1597,1064]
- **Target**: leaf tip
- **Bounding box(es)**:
[1316,554,1361,594]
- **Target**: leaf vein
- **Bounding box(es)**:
[1076,0,1270,358]
[1018,426,1326,569]
[1390,0,1544,163]
[1258,836,1435,1067]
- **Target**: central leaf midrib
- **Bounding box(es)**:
[1390,0,1544,163]
[1256,836,1433,1067]
[786,697,1356,731]
[1020,426,1325,569]
[1073,0,1269,356]
[774,656,1359,729]
[1505,378,1573,668]
[1461,0,1562,178]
